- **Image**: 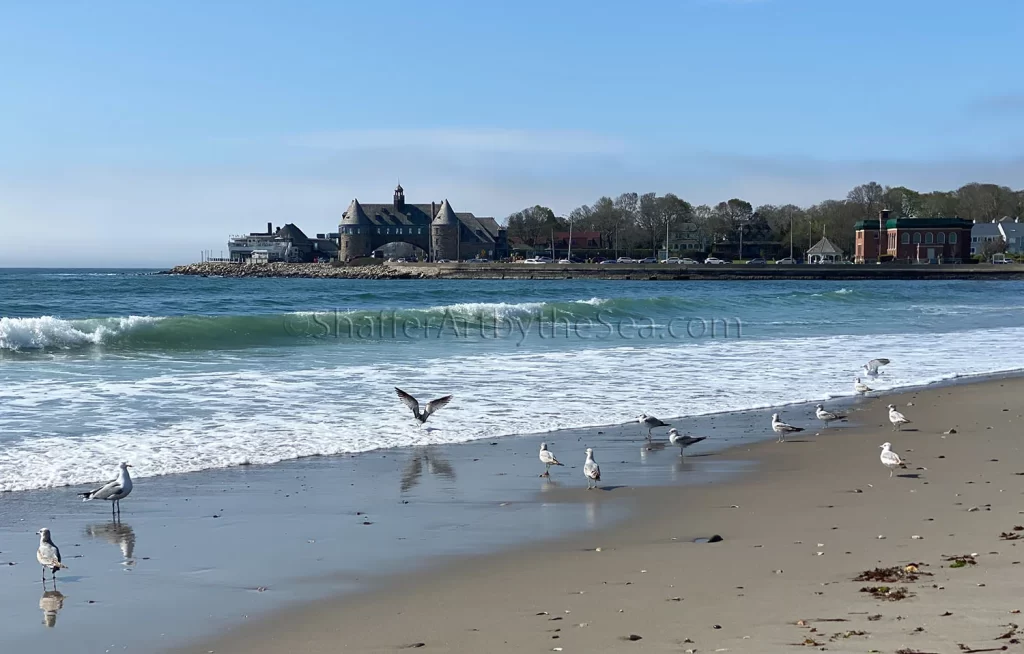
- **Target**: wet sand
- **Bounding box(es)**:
[0,397,766,652]
[176,377,1024,653]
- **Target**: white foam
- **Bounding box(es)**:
[0,315,161,351]
[3,325,1024,492]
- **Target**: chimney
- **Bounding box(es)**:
[879,209,890,226]
[267,222,273,235]
[431,201,436,220]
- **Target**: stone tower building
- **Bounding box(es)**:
[339,199,372,261]
[430,199,460,261]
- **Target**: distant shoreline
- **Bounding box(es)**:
[163,260,1024,281]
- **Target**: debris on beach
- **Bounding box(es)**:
[999,526,1024,540]
[859,586,913,601]
[946,554,978,568]
[854,564,930,583]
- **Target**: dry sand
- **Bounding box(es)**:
[178,377,1024,653]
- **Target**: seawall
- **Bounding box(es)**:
[163,261,1024,281]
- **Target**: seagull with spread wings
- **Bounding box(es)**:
[395,387,453,424]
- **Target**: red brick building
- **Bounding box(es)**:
[854,210,972,263]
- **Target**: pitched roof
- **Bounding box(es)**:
[276,223,310,244]
[432,199,459,226]
[972,222,1002,237]
[998,221,1023,239]
[341,199,373,225]
[806,236,843,255]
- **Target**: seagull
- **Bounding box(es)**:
[879,442,904,477]
[888,404,911,431]
[863,358,890,377]
[539,442,564,477]
[771,413,804,443]
[395,387,453,424]
[668,428,707,457]
[584,448,601,490]
[638,413,670,440]
[36,528,67,583]
[854,377,873,394]
[815,403,846,427]
[79,462,133,517]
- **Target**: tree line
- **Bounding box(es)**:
[504,182,1024,257]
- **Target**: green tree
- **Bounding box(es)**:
[505,205,557,246]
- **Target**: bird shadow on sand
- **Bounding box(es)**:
[595,485,628,492]
[780,439,812,443]
[897,473,923,479]
[894,428,919,432]
[47,575,85,584]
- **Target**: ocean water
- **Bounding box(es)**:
[2,268,1023,493]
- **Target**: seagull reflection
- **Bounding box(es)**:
[540,478,562,493]
[39,589,65,628]
[401,447,456,493]
[85,521,136,562]
[670,458,695,481]
[640,441,667,462]
[585,501,599,528]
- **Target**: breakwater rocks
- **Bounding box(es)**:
[164,261,1024,281]
[163,262,435,280]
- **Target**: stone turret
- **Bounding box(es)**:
[339,199,373,260]
[431,199,460,261]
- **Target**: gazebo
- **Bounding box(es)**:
[806,236,844,264]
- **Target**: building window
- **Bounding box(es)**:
[913,233,922,244]
[950,232,957,244]
[925,232,934,244]
[901,233,910,245]
[937,232,945,244]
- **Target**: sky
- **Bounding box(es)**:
[1,0,1022,267]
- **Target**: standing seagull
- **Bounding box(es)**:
[863,358,890,377]
[583,448,601,490]
[395,387,453,424]
[815,403,846,428]
[637,413,670,440]
[79,462,133,517]
[668,428,707,458]
[854,377,873,394]
[771,413,804,443]
[888,404,911,431]
[879,442,904,477]
[36,528,67,584]
[538,442,564,477]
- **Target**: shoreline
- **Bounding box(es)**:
[163,260,1024,281]
[173,372,1024,653]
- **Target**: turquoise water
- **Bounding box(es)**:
[2,268,1024,492]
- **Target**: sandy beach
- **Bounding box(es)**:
[175,376,1024,654]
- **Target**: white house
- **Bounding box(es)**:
[970,221,1003,255]
[998,219,1023,254]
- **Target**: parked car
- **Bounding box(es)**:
[434,259,452,263]
[680,257,699,265]
[638,257,658,264]
[746,258,766,265]
[616,257,635,264]
[557,259,572,264]
[660,257,681,264]
[465,258,489,263]
[775,257,797,265]
[599,259,618,264]
[522,257,552,264]
[704,257,729,265]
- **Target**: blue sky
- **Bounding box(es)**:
[1,0,1022,266]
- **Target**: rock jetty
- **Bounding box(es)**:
[163,262,434,280]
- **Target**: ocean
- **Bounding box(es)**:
[2,268,1024,493]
